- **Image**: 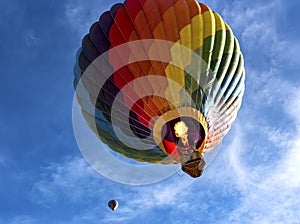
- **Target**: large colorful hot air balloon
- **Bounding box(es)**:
[73,0,245,178]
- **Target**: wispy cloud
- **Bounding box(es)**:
[31,157,104,204]
[212,83,300,223]
[30,154,198,223]
[197,2,300,222]
[226,132,300,223]
[3,216,38,224]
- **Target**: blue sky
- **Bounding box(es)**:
[1,0,300,223]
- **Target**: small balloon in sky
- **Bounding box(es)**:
[108,200,119,211]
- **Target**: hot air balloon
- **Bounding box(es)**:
[108,200,119,211]
[73,0,245,178]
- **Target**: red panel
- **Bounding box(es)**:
[109,24,126,46]
[113,7,135,40]
[132,101,151,126]
[125,0,143,19]
[199,2,209,13]
[186,0,201,17]
[113,66,134,89]
[157,0,177,14]
[162,139,179,156]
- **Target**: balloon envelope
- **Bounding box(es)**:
[74,0,245,177]
[108,200,119,211]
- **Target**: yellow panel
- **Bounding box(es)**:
[170,42,193,69]
[203,10,215,39]
[191,14,204,50]
[164,82,181,107]
[225,23,231,31]
[165,64,184,85]
[179,24,192,49]
[214,12,225,31]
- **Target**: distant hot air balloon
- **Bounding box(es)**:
[108,200,119,211]
[74,0,245,178]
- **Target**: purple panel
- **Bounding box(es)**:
[78,51,91,73]
[82,35,100,62]
[97,76,121,122]
[89,22,110,54]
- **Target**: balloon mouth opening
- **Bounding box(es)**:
[152,107,208,166]
[172,120,206,178]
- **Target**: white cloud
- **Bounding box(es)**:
[31,157,104,204]
[6,216,38,224]
[261,126,292,149]
[211,84,300,223]
[30,153,201,223]
[207,1,300,221]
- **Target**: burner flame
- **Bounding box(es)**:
[174,121,188,138]
[174,121,189,146]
